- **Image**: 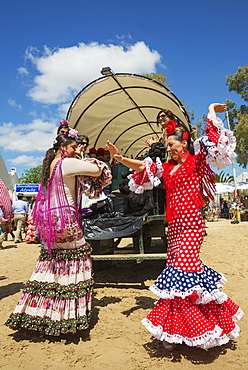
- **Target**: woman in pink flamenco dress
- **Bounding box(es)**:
[5,130,111,336]
[106,103,243,350]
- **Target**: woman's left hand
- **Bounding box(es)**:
[211,103,227,113]
[74,147,82,159]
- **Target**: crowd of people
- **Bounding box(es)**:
[1,105,244,351]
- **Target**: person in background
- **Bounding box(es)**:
[12,193,28,243]
[88,147,97,158]
[96,147,106,161]
[77,135,89,159]
[57,119,70,135]
[25,195,39,244]
[221,198,229,219]
[106,103,243,350]
[0,180,13,248]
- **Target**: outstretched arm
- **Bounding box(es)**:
[208,103,227,120]
[106,141,145,171]
[194,102,236,170]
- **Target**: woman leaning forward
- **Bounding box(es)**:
[5,130,111,336]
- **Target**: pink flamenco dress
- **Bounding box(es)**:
[25,214,38,243]
[129,113,243,349]
[5,157,112,336]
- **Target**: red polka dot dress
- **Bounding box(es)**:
[134,117,243,349]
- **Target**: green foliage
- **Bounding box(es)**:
[19,165,42,184]
[233,112,248,168]
[143,73,194,133]
[225,65,248,168]
[195,113,208,139]
[226,64,248,102]
[214,171,234,183]
[180,100,195,123]
[143,73,171,88]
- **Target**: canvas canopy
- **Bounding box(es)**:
[66,73,192,157]
[215,182,248,194]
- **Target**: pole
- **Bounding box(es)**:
[225,110,238,197]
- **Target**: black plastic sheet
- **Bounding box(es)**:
[82,212,147,240]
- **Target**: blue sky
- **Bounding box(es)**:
[0,0,247,178]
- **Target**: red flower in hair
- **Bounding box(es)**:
[182,132,189,141]
[165,120,177,136]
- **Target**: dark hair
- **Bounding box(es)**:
[57,125,69,135]
[167,129,195,155]
[156,109,174,125]
[77,135,89,146]
[41,134,76,189]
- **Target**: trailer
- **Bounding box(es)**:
[66,68,192,264]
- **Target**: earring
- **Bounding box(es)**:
[179,149,189,159]
[61,148,69,158]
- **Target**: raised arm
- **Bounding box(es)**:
[106,141,145,171]
[194,102,236,170]
[208,103,227,120]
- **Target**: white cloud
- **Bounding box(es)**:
[7,155,44,167]
[57,102,71,118]
[17,67,28,76]
[0,119,56,152]
[8,99,22,110]
[25,41,162,105]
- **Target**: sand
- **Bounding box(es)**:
[0,219,247,370]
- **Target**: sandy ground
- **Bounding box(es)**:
[0,219,247,370]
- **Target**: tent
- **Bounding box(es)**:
[0,154,13,189]
[236,182,248,191]
[215,182,235,194]
[215,182,248,194]
[66,72,192,158]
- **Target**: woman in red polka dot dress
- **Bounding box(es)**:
[106,103,243,351]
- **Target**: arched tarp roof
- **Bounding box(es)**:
[66,72,192,157]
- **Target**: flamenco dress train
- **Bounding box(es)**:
[129,114,243,349]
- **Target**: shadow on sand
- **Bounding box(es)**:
[143,338,238,365]
[0,282,25,300]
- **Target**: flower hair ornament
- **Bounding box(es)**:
[59,119,69,127]
[53,138,58,147]
[68,128,79,140]
[182,132,189,141]
[165,120,177,136]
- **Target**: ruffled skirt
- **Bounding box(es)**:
[142,264,244,349]
[5,242,94,336]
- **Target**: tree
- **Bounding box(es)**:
[19,165,42,184]
[194,113,207,139]
[143,73,195,129]
[143,72,171,88]
[214,171,234,183]
[226,65,248,168]
[226,65,248,102]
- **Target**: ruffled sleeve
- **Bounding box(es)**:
[78,158,112,198]
[194,113,236,170]
[128,157,163,194]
